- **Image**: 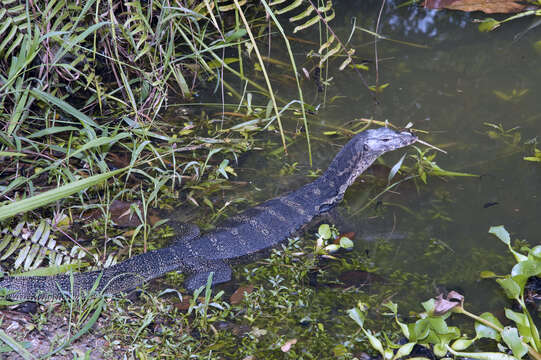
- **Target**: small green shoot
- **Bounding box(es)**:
[409,146,477,184]
[315,223,354,255]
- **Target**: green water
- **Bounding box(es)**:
[173,3,541,313]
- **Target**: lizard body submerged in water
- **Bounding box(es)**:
[0,127,417,300]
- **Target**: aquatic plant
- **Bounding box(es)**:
[351,225,541,360]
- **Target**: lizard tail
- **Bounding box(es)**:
[0,247,186,301]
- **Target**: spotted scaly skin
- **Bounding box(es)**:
[0,128,417,300]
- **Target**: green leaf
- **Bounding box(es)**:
[480,271,498,278]
[44,298,104,358]
[501,327,528,359]
[496,278,521,300]
[451,338,475,351]
[0,152,26,157]
[429,317,449,334]
[388,153,406,183]
[333,344,348,357]
[324,244,340,253]
[505,308,532,344]
[0,167,127,221]
[68,133,131,160]
[433,343,448,358]
[511,259,541,278]
[411,318,430,341]
[489,226,510,245]
[505,309,528,327]
[318,224,332,240]
[421,298,435,313]
[29,88,98,128]
[478,18,500,32]
[394,342,415,360]
[27,126,79,138]
[364,329,385,356]
[224,28,247,42]
[448,349,519,360]
[0,330,36,360]
[383,301,398,313]
[475,312,503,341]
[347,307,365,328]
[339,237,354,249]
[530,246,541,259]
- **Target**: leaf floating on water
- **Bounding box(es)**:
[318,224,332,240]
[480,270,498,278]
[339,237,354,249]
[423,0,528,14]
[478,18,501,32]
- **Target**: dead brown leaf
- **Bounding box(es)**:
[433,291,464,315]
[424,0,527,14]
[230,285,255,305]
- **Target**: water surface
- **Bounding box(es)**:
[172,2,541,314]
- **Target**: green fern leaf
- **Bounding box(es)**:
[289,5,314,22]
[275,0,304,15]
[318,34,335,54]
[293,15,320,33]
[319,42,341,67]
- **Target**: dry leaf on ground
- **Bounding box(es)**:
[424,0,527,14]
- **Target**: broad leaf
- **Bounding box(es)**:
[475,312,503,341]
[451,338,475,351]
[496,278,521,299]
[489,226,510,245]
[501,327,528,359]
[318,224,332,240]
[347,307,365,328]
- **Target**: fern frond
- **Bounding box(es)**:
[319,42,341,67]
[218,0,247,12]
[275,0,304,15]
[318,34,335,54]
[0,0,29,60]
[0,220,91,272]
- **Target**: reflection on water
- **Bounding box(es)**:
[174,2,541,312]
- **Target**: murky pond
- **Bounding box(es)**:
[173,0,541,322]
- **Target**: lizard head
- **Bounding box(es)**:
[338,127,417,189]
[355,127,417,157]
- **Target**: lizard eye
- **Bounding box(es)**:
[363,144,369,151]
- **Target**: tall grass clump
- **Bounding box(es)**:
[0,0,358,276]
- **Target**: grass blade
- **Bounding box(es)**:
[0,168,127,221]
[0,330,36,360]
[29,88,98,128]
